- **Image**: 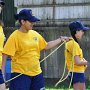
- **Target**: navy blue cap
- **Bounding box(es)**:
[0,0,5,6]
[69,21,89,31]
[14,9,40,22]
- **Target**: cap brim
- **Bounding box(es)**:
[82,27,89,31]
[28,16,40,22]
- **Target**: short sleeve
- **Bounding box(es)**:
[3,34,17,56]
[0,26,4,52]
[73,42,81,56]
[66,40,81,57]
[38,34,47,51]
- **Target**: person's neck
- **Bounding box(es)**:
[19,27,29,33]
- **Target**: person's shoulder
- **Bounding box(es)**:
[0,25,2,28]
[9,29,19,38]
[67,39,73,45]
[0,25,3,31]
[11,29,19,34]
[30,30,41,35]
[67,39,79,47]
[74,41,79,46]
[31,30,38,33]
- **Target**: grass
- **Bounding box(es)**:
[46,88,73,90]
[7,88,90,90]
[7,88,73,90]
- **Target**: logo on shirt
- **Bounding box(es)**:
[33,37,38,41]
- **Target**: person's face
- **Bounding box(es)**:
[75,30,84,39]
[21,20,34,31]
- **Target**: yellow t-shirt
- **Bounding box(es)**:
[3,30,47,76]
[0,26,4,69]
[65,39,85,72]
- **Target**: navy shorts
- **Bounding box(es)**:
[0,70,4,84]
[68,72,85,84]
[9,73,45,90]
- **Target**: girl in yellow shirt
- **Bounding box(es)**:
[65,21,89,90]
[2,9,70,90]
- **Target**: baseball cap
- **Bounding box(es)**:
[0,0,5,6]
[69,21,89,31]
[14,9,40,22]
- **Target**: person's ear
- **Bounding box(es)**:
[76,30,79,34]
[21,20,25,25]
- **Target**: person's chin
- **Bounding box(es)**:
[77,37,81,40]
